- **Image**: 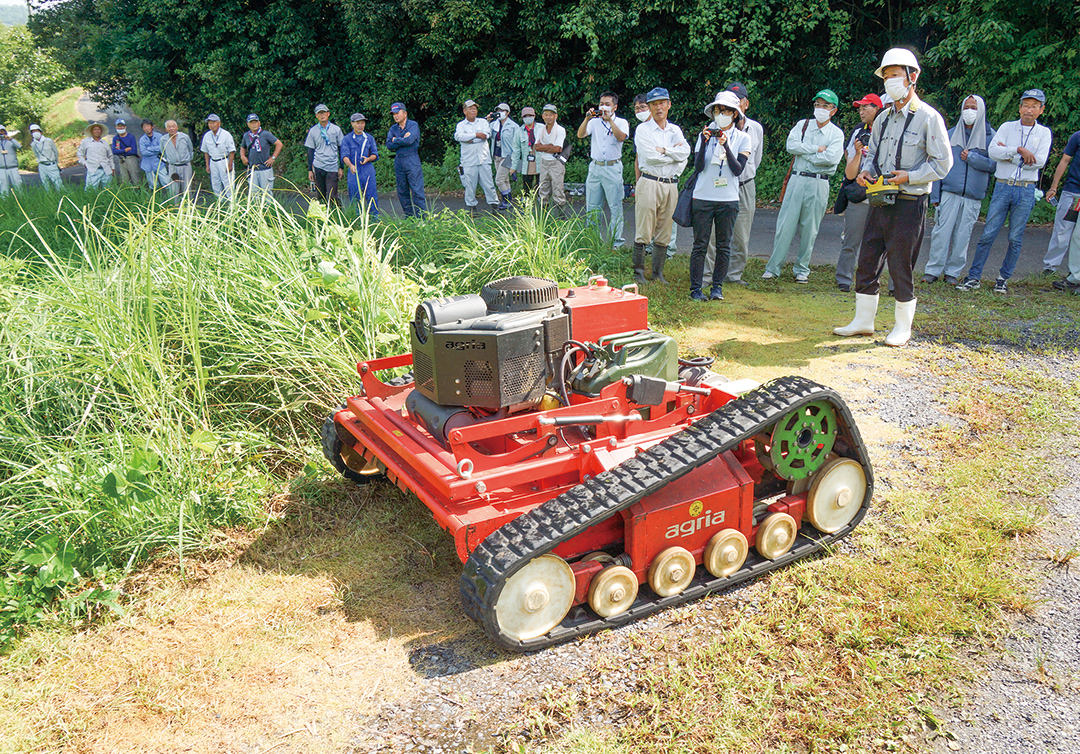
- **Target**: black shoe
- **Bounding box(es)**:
[837,283,851,292]
[709,289,725,301]
[943,275,958,286]
[690,291,708,301]
[993,278,1008,294]
[921,274,938,284]
[1052,279,1080,293]
[1043,268,1056,276]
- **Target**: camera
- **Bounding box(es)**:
[587,106,600,118]
[487,111,499,121]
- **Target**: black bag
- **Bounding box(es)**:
[1066,196,1080,223]
[833,179,868,215]
[672,172,700,228]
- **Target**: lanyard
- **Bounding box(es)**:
[320,124,331,146]
[1015,124,1035,178]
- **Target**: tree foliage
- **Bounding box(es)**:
[26,0,1079,163]
[0,23,72,128]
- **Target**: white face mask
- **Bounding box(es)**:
[499,111,509,121]
[32,132,42,140]
[961,108,978,125]
[523,115,535,125]
[599,105,613,115]
[714,113,733,129]
[884,76,910,102]
[117,127,126,134]
[635,110,650,123]
[813,107,831,123]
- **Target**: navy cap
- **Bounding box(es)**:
[350,112,366,122]
[1021,88,1046,103]
[390,102,405,113]
[726,82,749,100]
[205,114,220,122]
[646,87,670,103]
[246,113,260,122]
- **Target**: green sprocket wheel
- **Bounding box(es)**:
[768,400,838,480]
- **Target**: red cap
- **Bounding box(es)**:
[852,93,883,109]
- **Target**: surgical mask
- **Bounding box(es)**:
[813,107,831,123]
[523,115,535,125]
[599,105,613,115]
[714,113,733,129]
[883,76,910,102]
[117,127,126,134]
[499,111,509,121]
[961,109,978,125]
[635,110,650,123]
[32,132,42,140]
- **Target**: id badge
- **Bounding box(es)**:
[527,154,536,162]
[714,177,728,188]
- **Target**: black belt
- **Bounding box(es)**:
[169,162,190,167]
[211,157,228,162]
[38,161,56,166]
[797,171,829,180]
[252,165,273,171]
[739,177,755,187]
[641,172,678,184]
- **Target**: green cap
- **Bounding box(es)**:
[813,89,840,107]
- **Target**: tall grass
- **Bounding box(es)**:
[0,196,418,583]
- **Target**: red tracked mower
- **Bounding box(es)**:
[322,276,873,651]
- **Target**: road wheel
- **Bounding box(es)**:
[494,554,575,642]
[647,546,696,597]
[806,458,866,533]
[587,565,638,618]
[704,529,748,578]
[756,512,797,560]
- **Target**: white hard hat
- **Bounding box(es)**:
[875,48,921,78]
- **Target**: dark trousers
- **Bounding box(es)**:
[312,167,339,204]
[521,173,539,192]
[395,160,427,217]
[855,196,927,303]
[690,200,740,294]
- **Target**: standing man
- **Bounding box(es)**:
[77,123,114,190]
[0,125,20,194]
[161,120,194,198]
[305,104,344,205]
[925,95,995,285]
[111,119,140,185]
[633,87,691,285]
[632,94,678,262]
[239,114,281,199]
[534,104,568,216]
[513,106,540,192]
[834,48,952,347]
[454,99,500,216]
[835,93,883,291]
[707,82,764,287]
[341,113,379,219]
[763,89,844,283]
[386,102,427,217]
[578,91,629,246]
[1040,125,1080,275]
[488,103,518,209]
[203,112,238,198]
[957,89,1051,294]
[29,125,63,191]
[138,119,166,191]
[200,114,236,200]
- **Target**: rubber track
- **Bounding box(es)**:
[459,375,875,652]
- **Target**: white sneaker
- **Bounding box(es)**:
[762,271,778,280]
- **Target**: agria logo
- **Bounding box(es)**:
[665,500,725,539]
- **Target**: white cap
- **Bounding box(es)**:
[875,48,921,78]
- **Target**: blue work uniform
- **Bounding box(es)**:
[386,119,427,216]
[341,130,380,218]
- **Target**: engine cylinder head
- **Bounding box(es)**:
[481,276,559,313]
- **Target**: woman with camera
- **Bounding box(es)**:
[688,91,752,301]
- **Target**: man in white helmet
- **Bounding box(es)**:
[834,47,952,347]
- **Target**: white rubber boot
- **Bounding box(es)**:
[833,293,879,336]
[885,298,917,347]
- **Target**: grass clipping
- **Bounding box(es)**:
[527,347,1062,754]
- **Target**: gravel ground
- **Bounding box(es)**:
[342,347,1080,754]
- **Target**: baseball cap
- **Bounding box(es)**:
[115,118,127,126]
[813,89,840,107]
[542,103,557,113]
[246,113,260,122]
[350,113,366,122]
[314,104,329,114]
[646,87,670,103]
[205,114,220,122]
[390,102,405,113]
[726,82,749,100]
[852,93,883,109]
[497,102,510,112]
[29,124,41,132]
[463,99,478,108]
[1021,88,1046,103]
[521,106,536,117]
